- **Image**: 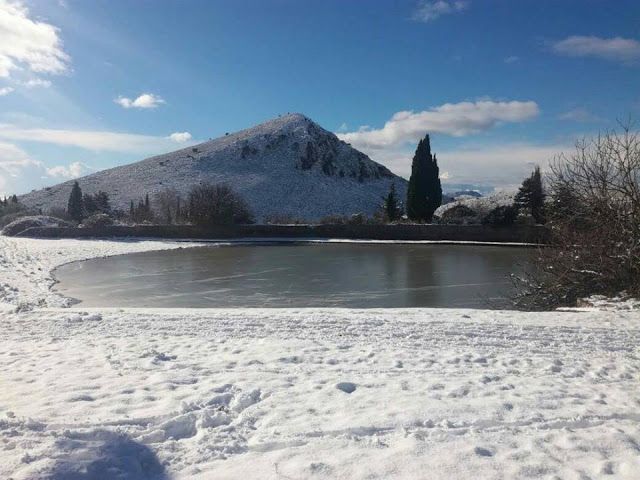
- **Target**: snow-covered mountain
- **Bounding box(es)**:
[20,114,407,221]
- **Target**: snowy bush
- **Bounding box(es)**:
[437,204,477,225]
[0,211,30,228]
[434,192,515,225]
[81,213,114,228]
[2,216,74,236]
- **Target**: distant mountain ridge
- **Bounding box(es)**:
[20,114,408,221]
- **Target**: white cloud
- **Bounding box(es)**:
[557,108,603,123]
[337,122,348,132]
[436,143,565,187]
[413,1,469,22]
[0,124,195,153]
[0,86,13,95]
[0,143,92,196]
[0,0,70,78]
[337,99,540,149]
[360,141,566,190]
[22,78,51,88]
[504,55,519,63]
[0,141,44,196]
[552,36,640,64]
[46,161,91,179]
[168,131,192,143]
[115,93,165,109]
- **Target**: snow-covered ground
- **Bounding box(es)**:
[1,237,639,479]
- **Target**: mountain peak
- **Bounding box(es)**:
[20,114,407,221]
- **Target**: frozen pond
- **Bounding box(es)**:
[53,243,533,308]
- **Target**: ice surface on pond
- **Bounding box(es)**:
[53,243,532,308]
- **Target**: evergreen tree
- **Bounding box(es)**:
[406,134,442,222]
[67,181,84,222]
[129,200,134,217]
[94,191,111,213]
[515,166,545,224]
[382,182,403,221]
[144,193,150,212]
[83,193,97,215]
[10,194,18,204]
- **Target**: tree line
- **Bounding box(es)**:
[65,181,255,226]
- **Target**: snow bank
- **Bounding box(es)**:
[0,236,205,308]
[0,237,638,479]
[2,215,74,237]
[435,191,515,223]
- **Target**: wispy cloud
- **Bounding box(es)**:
[413,1,469,22]
[0,86,13,96]
[0,125,195,153]
[115,93,165,109]
[557,108,603,123]
[337,99,540,149]
[552,36,640,65]
[0,124,195,195]
[504,55,519,64]
[22,78,52,88]
[0,0,70,78]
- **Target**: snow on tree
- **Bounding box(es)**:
[514,166,545,224]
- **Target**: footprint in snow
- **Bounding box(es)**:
[154,353,177,362]
[336,382,357,394]
[474,447,493,457]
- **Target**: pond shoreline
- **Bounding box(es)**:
[14,223,549,244]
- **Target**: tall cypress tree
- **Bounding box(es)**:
[67,181,84,222]
[406,134,442,222]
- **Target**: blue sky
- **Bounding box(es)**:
[1,0,639,196]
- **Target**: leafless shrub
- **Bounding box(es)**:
[187,183,254,226]
[153,188,185,224]
[513,121,640,309]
